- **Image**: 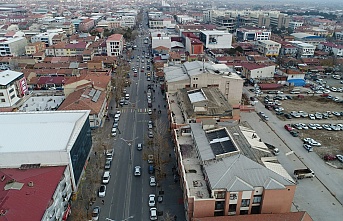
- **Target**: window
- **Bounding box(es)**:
[228,204,237,213]
[0,92,3,96]
[214,191,225,199]
[1,98,5,102]
[241,199,250,207]
[253,196,262,204]
[240,210,249,215]
[215,201,224,210]
[9,88,14,93]
[229,193,237,200]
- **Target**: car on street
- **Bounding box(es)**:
[148,130,154,138]
[92,206,100,221]
[111,127,117,137]
[98,185,106,197]
[149,176,156,186]
[149,194,156,207]
[137,143,143,151]
[134,166,141,176]
[102,171,111,184]
[150,208,157,220]
[148,121,153,129]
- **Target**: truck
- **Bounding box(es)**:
[294,168,315,179]
[265,143,280,156]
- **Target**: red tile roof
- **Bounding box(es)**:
[0,166,66,221]
[107,34,123,41]
[241,62,269,70]
[37,76,67,85]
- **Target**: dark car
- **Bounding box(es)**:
[276,111,284,115]
[285,95,293,100]
[104,159,112,170]
[284,113,292,119]
[290,130,298,137]
[323,154,336,161]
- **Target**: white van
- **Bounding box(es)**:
[290,89,300,94]
[125,93,130,100]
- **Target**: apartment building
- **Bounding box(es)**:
[241,63,275,79]
[106,34,124,57]
[214,16,236,33]
[25,42,46,55]
[164,61,243,106]
[289,41,316,57]
[149,17,175,29]
[0,70,27,107]
[171,123,296,220]
[269,13,290,29]
[79,18,95,32]
[236,27,271,42]
[291,33,325,47]
[199,31,232,49]
[185,37,203,55]
[289,21,303,30]
[31,32,58,47]
[335,32,343,41]
[256,40,281,57]
[0,37,27,57]
[318,42,343,56]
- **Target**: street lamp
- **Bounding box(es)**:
[106,215,134,221]
[121,137,138,162]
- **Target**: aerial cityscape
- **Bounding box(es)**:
[0,0,342,221]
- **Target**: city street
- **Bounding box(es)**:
[95,13,185,221]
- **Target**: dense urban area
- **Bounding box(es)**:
[0,0,343,221]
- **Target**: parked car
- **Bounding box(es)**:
[303,144,313,152]
[149,176,156,186]
[104,159,112,170]
[98,185,106,197]
[92,206,100,221]
[290,130,299,137]
[149,194,156,207]
[323,154,336,161]
[150,208,157,220]
[284,124,293,131]
[336,155,343,163]
[102,171,111,184]
[284,113,292,119]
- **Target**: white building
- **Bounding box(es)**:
[241,63,276,79]
[120,16,136,28]
[0,110,92,221]
[31,32,59,47]
[236,27,271,41]
[199,31,232,49]
[175,15,196,24]
[0,37,27,56]
[289,41,316,57]
[289,21,303,30]
[0,70,27,107]
[106,34,124,57]
[256,40,281,57]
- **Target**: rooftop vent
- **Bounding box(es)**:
[28,181,34,187]
[1,175,5,182]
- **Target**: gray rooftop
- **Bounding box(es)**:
[204,154,294,190]
[0,70,23,86]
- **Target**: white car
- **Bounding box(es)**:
[299,123,308,130]
[149,194,156,207]
[149,176,156,186]
[116,110,121,117]
[102,171,111,184]
[92,206,100,221]
[308,114,315,120]
[134,166,141,176]
[150,208,157,220]
[308,123,317,130]
[111,127,117,137]
[98,185,106,197]
[148,108,152,115]
[337,155,343,163]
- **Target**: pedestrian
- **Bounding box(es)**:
[174,215,177,220]
[169,153,171,158]
[101,200,104,205]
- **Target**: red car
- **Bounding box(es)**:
[323,154,336,161]
[284,124,293,132]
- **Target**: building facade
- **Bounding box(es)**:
[0,70,27,107]
[199,31,233,49]
[236,28,271,42]
[106,34,124,57]
[256,40,281,57]
[0,37,27,56]
[25,42,46,55]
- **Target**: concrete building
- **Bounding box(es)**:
[289,21,303,30]
[318,42,343,56]
[164,61,243,106]
[214,16,236,33]
[289,41,316,57]
[241,63,275,79]
[0,37,27,56]
[25,42,46,55]
[106,34,124,57]
[0,110,92,191]
[31,32,58,47]
[236,27,271,42]
[290,33,325,47]
[199,31,232,49]
[0,70,27,107]
[256,40,281,57]
[152,36,171,50]
[185,37,203,55]
[335,32,343,41]
[79,18,95,32]
[269,13,290,29]
[172,123,296,220]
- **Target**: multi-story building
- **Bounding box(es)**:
[171,123,296,220]
[149,17,175,29]
[241,63,275,79]
[236,27,271,42]
[291,33,325,47]
[214,16,236,33]
[106,34,124,57]
[289,21,303,30]
[164,61,243,106]
[256,40,281,57]
[0,37,27,57]
[269,13,290,29]
[25,42,46,55]
[280,42,298,56]
[185,37,203,55]
[335,32,343,41]
[318,42,343,56]
[199,31,232,49]
[0,110,92,221]
[289,41,316,57]
[175,15,196,24]
[79,18,95,32]
[152,36,171,50]
[31,32,58,47]
[0,70,28,107]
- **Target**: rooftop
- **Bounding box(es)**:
[0,70,23,86]
[19,95,65,112]
[0,110,90,153]
[0,166,66,221]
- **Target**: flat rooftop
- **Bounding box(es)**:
[18,96,65,112]
[0,70,23,86]
[0,110,90,153]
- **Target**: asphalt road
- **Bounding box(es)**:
[97,15,178,221]
[242,88,343,220]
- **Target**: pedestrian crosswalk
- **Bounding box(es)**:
[119,108,150,113]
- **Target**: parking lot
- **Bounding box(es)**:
[260,94,343,167]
